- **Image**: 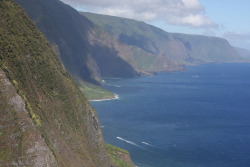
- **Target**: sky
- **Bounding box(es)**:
[60,0,250,50]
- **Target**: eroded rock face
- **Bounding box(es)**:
[0,69,58,167]
[0,69,111,167]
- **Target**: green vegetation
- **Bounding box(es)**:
[106,143,134,167]
[0,0,110,166]
[0,1,135,166]
[78,80,114,100]
[11,79,42,127]
[0,149,10,162]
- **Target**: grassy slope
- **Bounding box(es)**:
[0,1,111,166]
[106,143,135,167]
[77,79,115,100]
[0,1,134,166]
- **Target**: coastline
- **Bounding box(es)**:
[91,63,250,166]
[89,93,120,102]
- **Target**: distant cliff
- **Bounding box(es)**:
[234,47,250,59]
[0,0,134,166]
[82,12,248,73]
[13,0,247,85]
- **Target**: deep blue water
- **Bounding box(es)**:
[91,63,250,167]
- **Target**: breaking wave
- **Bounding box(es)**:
[142,142,153,146]
[116,137,144,149]
[102,80,121,87]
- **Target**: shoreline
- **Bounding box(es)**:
[89,93,119,102]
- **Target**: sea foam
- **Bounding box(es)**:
[102,79,121,87]
[142,142,152,146]
[116,137,144,149]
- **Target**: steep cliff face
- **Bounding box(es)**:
[0,69,58,167]
[83,12,185,73]
[82,12,247,73]
[13,0,138,82]
[0,1,111,166]
[13,0,99,84]
[172,33,243,63]
[88,29,139,78]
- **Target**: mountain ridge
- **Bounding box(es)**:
[82,12,249,73]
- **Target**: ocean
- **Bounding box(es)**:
[91,63,250,167]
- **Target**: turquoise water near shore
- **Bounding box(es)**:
[91,63,250,167]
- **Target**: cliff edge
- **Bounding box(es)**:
[0,1,134,166]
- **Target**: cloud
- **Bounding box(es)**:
[169,14,216,28]
[60,0,217,28]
